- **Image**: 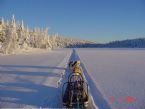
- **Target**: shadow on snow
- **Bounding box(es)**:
[0,64,67,107]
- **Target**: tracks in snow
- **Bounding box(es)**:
[58,49,98,109]
[43,49,111,109]
[74,49,111,109]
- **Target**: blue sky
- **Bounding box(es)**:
[0,0,145,42]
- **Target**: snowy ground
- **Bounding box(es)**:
[0,49,72,108]
[0,48,145,109]
[76,48,145,109]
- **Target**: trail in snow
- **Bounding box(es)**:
[58,49,98,109]
[73,49,110,109]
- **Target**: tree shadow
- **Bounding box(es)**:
[0,82,59,108]
[0,70,60,77]
[0,65,66,70]
[0,64,67,108]
[0,64,67,78]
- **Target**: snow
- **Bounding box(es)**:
[0,49,71,108]
[0,48,145,109]
[76,48,145,109]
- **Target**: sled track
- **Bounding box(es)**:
[58,49,111,109]
[60,49,97,109]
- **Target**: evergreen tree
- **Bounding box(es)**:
[0,17,5,43]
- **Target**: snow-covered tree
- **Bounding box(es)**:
[0,17,5,43]
[2,15,18,54]
[0,15,97,54]
[0,15,52,54]
[17,20,28,49]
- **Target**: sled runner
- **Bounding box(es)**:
[62,73,89,108]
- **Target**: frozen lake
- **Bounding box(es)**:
[76,48,145,109]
